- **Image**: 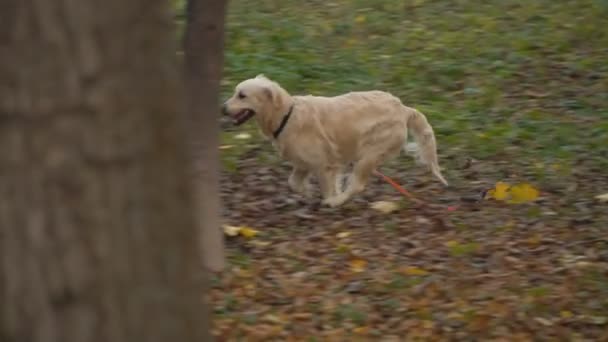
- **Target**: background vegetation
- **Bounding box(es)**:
[177,0,608,339]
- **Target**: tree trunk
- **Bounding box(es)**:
[0,1,211,341]
[183,0,228,273]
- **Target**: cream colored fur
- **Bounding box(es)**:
[223,75,448,207]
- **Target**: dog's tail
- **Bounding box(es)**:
[405,108,448,186]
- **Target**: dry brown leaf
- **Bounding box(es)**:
[353,326,370,335]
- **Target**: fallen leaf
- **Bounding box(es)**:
[508,183,539,204]
[350,258,367,273]
[234,132,251,140]
[589,316,608,325]
[239,227,259,238]
[595,193,608,202]
[223,225,260,238]
[526,234,542,246]
[401,266,430,276]
[445,240,459,248]
[336,231,351,239]
[534,317,553,326]
[337,244,351,253]
[354,14,366,24]
[370,200,399,214]
[560,310,573,319]
[488,181,510,201]
[422,320,434,329]
[292,312,313,320]
[235,267,253,278]
[353,326,369,335]
[223,225,241,237]
[262,314,283,324]
[219,145,234,150]
[248,240,271,248]
[487,181,540,203]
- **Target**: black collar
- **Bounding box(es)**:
[272,104,294,139]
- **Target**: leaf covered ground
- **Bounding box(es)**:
[179,0,608,339]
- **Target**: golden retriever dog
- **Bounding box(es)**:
[222,75,448,207]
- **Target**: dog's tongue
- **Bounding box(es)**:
[232,109,253,126]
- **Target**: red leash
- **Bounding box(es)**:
[373,169,458,212]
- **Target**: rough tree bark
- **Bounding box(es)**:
[183,0,228,272]
[0,1,212,341]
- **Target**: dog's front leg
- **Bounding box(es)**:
[334,166,346,195]
[317,166,341,204]
[288,167,312,198]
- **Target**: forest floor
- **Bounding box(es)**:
[202,0,608,340]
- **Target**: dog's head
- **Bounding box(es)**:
[222,74,283,126]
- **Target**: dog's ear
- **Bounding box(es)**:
[262,86,274,102]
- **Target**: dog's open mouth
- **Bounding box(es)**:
[231,109,255,126]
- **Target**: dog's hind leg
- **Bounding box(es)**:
[322,157,377,207]
[323,138,402,207]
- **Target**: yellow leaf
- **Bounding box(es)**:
[336,231,351,239]
[219,145,234,150]
[235,267,252,278]
[445,240,459,248]
[223,224,241,237]
[489,181,510,201]
[508,183,539,204]
[370,200,399,214]
[353,326,369,335]
[239,227,259,238]
[354,14,366,24]
[595,193,608,202]
[350,258,367,273]
[402,266,430,276]
[560,310,573,319]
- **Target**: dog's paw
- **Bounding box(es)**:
[322,195,347,208]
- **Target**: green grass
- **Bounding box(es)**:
[173,0,608,175]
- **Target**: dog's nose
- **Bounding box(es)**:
[221,103,229,115]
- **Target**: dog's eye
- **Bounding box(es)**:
[238,91,246,99]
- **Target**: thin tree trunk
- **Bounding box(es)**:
[183,0,228,273]
[0,1,211,341]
